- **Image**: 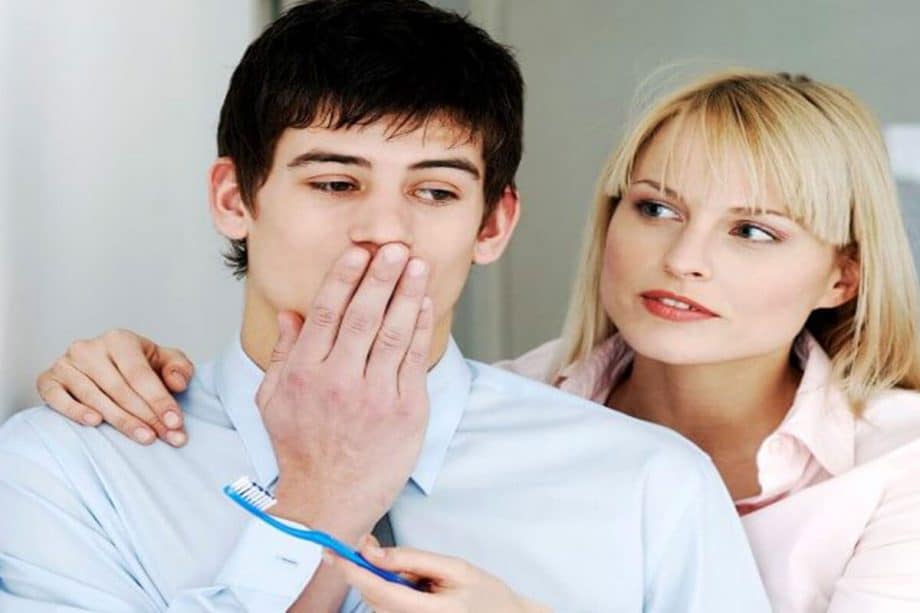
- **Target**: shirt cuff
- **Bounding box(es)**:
[216,515,323,608]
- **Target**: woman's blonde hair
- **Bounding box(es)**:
[557,69,920,411]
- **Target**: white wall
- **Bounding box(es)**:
[0,1,268,421]
[4,1,920,421]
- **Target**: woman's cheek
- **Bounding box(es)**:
[722,257,826,342]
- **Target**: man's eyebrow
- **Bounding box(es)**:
[633,179,788,218]
[409,158,481,179]
[287,150,371,168]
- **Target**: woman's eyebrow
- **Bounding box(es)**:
[728,206,790,219]
[632,178,683,202]
[634,179,790,218]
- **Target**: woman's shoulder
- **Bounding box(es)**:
[856,388,920,464]
[492,338,565,384]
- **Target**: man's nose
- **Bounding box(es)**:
[349,199,414,254]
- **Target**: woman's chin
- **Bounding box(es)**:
[617,326,731,366]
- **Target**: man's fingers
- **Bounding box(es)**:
[327,243,409,371]
[366,257,429,389]
[256,310,305,407]
[108,334,186,435]
[398,296,434,399]
[291,247,371,366]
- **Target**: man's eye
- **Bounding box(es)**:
[732,223,779,243]
[311,181,357,193]
[636,200,680,219]
[415,188,457,203]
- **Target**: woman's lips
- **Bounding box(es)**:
[640,290,718,322]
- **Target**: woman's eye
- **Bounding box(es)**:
[636,200,680,219]
[415,188,457,203]
[732,223,778,243]
[310,181,357,193]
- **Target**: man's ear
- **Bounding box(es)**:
[208,157,251,240]
[473,186,521,265]
[816,249,860,309]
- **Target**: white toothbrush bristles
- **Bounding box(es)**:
[229,476,277,511]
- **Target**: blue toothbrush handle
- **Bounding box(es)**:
[223,486,421,590]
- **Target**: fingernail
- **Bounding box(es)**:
[134,428,154,444]
[381,243,407,263]
[407,258,427,277]
[163,411,181,429]
[166,430,187,447]
[83,412,102,426]
[345,247,369,267]
[321,549,335,565]
[422,297,433,311]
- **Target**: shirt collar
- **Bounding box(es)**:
[556,333,633,404]
[771,331,856,477]
[557,330,857,478]
[213,333,470,496]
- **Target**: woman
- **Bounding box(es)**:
[34,70,920,611]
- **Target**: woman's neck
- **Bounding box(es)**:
[607,343,802,499]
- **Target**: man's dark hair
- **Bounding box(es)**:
[218,0,524,277]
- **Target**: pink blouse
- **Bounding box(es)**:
[497,333,920,612]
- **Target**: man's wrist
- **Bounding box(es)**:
[270,481,371,545]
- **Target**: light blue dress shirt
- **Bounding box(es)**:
[0,336,769,612]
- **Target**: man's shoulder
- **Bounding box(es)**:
[2,404,77,445]
[0,359,230,479]
[466,359,712,466]
[0,405,85,482]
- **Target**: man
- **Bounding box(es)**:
[0,1,768,611]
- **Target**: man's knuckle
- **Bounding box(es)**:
[376,325,407,351]
[283,370,310,391]
[343,309,376,335]
[321,382,352,407]
[405,346,427,366]
[269,347,287,364]
[310,305,340,328]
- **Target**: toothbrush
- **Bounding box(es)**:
[223,476,420,590]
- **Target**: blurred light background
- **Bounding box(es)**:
[2,0,920,422]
